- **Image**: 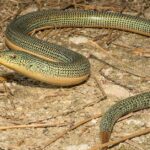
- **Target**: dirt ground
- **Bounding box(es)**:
[0,0,150,150]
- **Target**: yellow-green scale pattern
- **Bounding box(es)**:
[100,92,150,132]
[4,10,150,78]
[0,10,149,144]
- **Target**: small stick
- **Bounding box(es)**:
[89,127,150,150]
[88,40,150,78]
[93,75,107,99]
[0,122,67,130]
[40,113,102,149]
[125,140,145,150]
[99,70,134,91]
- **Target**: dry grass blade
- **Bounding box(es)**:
[0,122,67,130]
[40,113,102,149]
[89,40,150,79]
[89,127,150,150]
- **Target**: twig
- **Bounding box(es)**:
[39,112,136,150]
[18,94,105,125]
[99,70,134,91]
[104,29,122,46]
[88,40,150,79]
[111,42,132,49]
[125,140,145,150]
[131,48,150,58]
[0,122,67,130]
[89,127,150,150]
[49,94,106,119]
[112,43,150,58]
[118,113,133,122]
[93,75,107,99]
[39,113,102,150]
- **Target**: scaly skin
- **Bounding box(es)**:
[0,10,150,86]
[0,10,149,148]
[100,92,150,149]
